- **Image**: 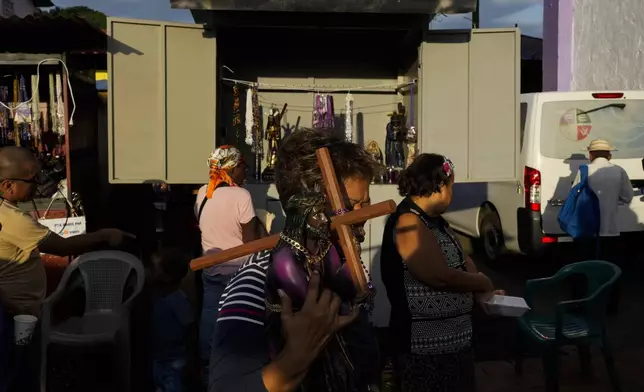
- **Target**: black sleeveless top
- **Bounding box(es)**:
[381,198,474,355]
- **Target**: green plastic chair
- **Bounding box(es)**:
[514,260,621,392]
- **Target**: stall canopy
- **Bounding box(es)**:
[170,0,477,14]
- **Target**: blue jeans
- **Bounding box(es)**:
[199,273,231,386]
[153,358,186,392]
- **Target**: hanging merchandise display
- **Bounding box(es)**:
[49,73,58,136]
[55,74,65,135]
[405,86,418,167]
[344,92,353,142]
[31,74,41,150]
[232,84,242,144]
[0,86,8,145]
[312,93,325,129]
[245,87,254,147]
[252,85,262,180]
[18,76,32,146]
[262,103,287,182]
[12,78,19,144]
[324,95,335,129]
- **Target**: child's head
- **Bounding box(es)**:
[151,247,190,287]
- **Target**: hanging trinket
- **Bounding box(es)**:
[55,74,65,136]
[0,86,8,146]
[312,93,324,129]
[324,95,335,129]
[262,104,287,182]
[49,73,57,135]
[366,141,384,183]
[232,84,242,144]
[405,85,418,167]
[17,76,32,146]
[252,85,262,180]
[245,87,254,147]
[344,93,353,142]
[31,74,41,149]
[12,78,19,145]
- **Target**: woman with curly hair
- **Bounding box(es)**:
[208,128,382,392]
[381,153,503,392]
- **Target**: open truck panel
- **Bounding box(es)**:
[106,17,520,325]
[107,18,217,184]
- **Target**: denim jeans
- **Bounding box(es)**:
[153,358,186,392]
[199,273,231,387]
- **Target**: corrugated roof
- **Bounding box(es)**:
[0,14,106,54]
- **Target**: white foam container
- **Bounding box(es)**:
[485,295,531,318]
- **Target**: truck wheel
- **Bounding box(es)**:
[478,210,506,261]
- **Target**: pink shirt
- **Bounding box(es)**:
[194,185,256,275]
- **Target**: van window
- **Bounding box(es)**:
[540,100,644,159]
[520,103,527,152]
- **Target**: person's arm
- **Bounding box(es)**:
[619,168,634,204]
[238,190,268,242]
[395,213,493,293]
[39,231,109,256]
[464,254,478,274]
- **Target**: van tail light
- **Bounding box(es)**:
[524,166,541,211]
[592,92,624,99]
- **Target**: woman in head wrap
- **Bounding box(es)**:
[194,145,267,387]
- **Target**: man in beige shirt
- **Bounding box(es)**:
[0,147,131,317]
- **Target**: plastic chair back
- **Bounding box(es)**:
[56,251,145,313]
[557,260,621,336]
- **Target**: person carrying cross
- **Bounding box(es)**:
[208,128,381,392]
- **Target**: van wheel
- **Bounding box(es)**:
[478,210,506,261]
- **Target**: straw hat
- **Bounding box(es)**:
[584,139,617,152]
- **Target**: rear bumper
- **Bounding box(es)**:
[516,208,553,255]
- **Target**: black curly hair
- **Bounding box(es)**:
[275,128,383,208]
[398,153,454,197]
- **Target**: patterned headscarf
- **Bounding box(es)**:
[206,145,243,199]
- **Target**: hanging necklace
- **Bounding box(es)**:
[232,84,241,144]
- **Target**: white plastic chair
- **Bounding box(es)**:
[40,251,145,392]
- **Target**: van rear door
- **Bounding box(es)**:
[538,91,644,235]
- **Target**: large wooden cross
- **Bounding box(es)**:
[190,147,396,297]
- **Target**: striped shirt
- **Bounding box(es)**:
[209,250,271,392]
[208,249,380,392]
[217,250,271,326]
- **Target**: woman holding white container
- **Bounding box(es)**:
[380,153,504,392]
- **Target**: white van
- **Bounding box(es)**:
[445,91,644,260]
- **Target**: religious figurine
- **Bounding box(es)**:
[366,140,384,184]
[261,103,287,182]
[385,103,407,183]
[405,125,418,167]
[264,187,370,391]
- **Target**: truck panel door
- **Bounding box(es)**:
[418,28,520,183]
[107,17,217,184]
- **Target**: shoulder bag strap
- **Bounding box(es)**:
[579,164,589,183]
[197,182,230,223]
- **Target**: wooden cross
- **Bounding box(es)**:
[190,147,395,297]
